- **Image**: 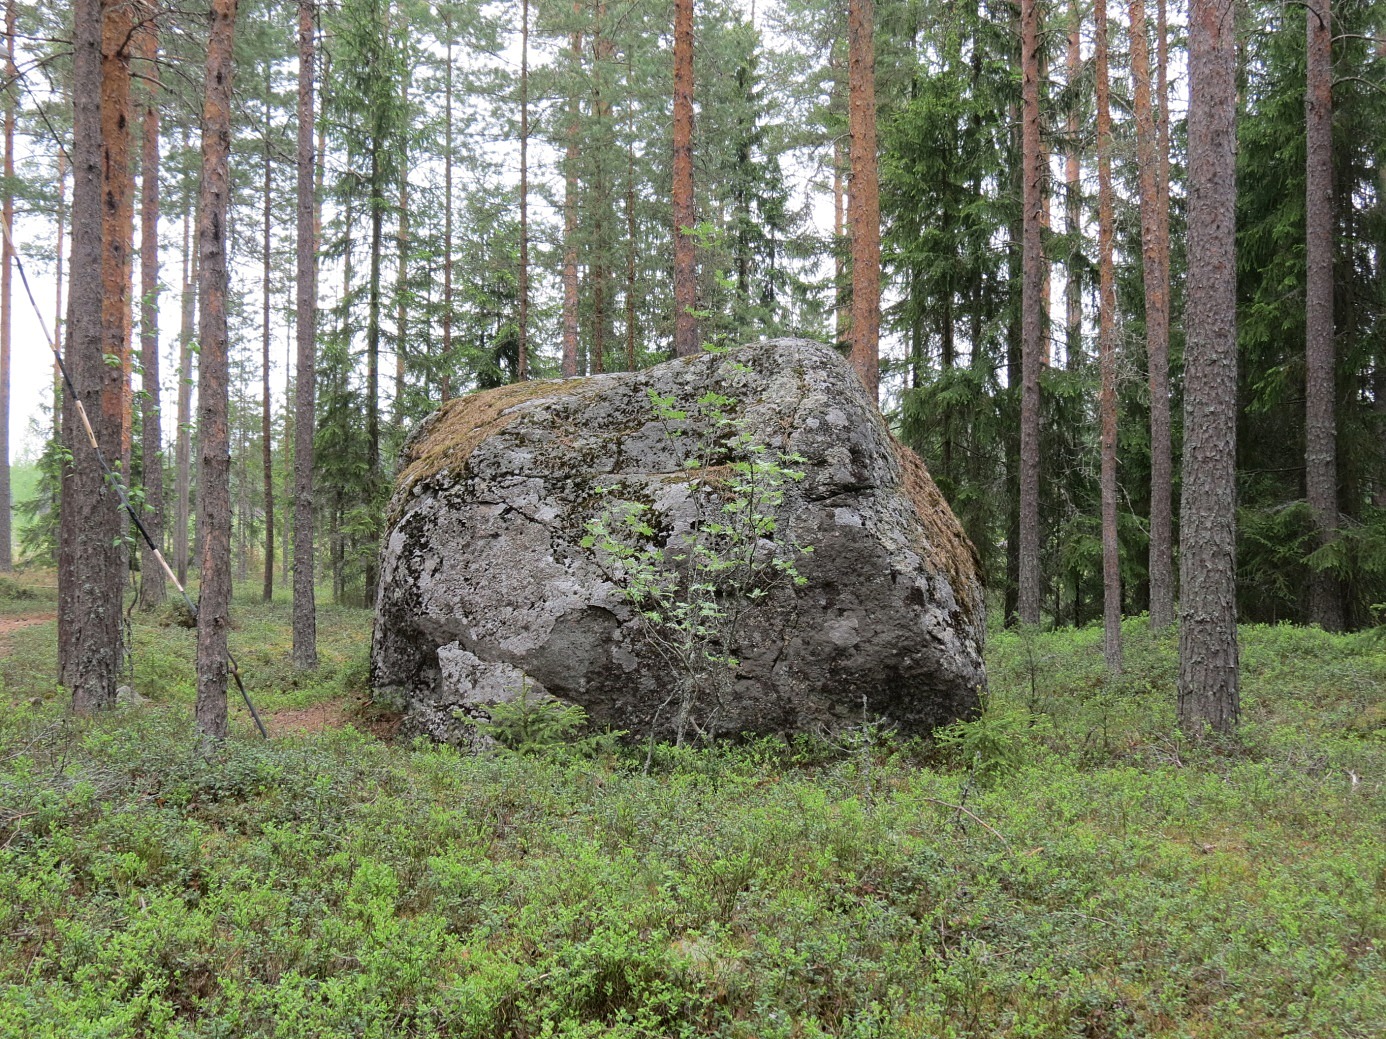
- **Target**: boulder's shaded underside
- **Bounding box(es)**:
[372,339,986,745]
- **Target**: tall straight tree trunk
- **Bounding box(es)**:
[1304,0,1340,630]
[0,0,15,572]
[590,4,612,376]
[136,21,165,606]
[1018,0,1043,626]
[441,22,453,399]
[1096,0,1121,672]
[1130,0,1174,629]
[847,0,880,401]
[671,0,697,357]
[261,103,274,603]
[366,140,382,483]
[53,148,66,442]
[1179,0,1240,736]
[195,0,238,741]
[517,0,529,379]
[395,72,409,411]
[174,188,195,585]
[61,0,132,710]
[293,0,317,669]
[833,133,845,344]
[625,53,636,372]
[561,30,581,377]
[1064,0,1081,370]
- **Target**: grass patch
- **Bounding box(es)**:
[0,602,1381,1037]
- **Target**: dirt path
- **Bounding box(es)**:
[0,613,55,658]
[267,697,402,740]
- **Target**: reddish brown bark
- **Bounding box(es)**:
[293,0,317,669]
[1096,0,1121,672]
[194,0,239,740]
[1018,0,1043,626]
[671,0,697,357]
[137,20,165,607]
[1179,0,1240,736]
[846,0,879,401]
[1304,0,1340,630]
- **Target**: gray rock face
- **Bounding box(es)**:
[372,339,986,745]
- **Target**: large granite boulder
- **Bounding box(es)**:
[372,339,986,745]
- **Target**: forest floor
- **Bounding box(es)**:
[0,569,1382,1038]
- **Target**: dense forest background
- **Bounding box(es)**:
[3,0,1384,632]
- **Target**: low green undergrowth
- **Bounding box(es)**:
[0,599,1382,1037]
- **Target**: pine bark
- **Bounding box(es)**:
[1179,0,1240,736]
[61,0,132,711]
[561,30,581,377]
[194,0,238,741]
[261,105,274,603]
[136,21,165,607]
[1018,0,1043,626]
[1096,0,1121,672]
[1064,0,1081,370]
[846,0,880,402]
[0,0,14,573]
[1130,0,1173,628]
[293,0,318,669]
[517,0,529,379]
[671,0,698,357]
[53,149,66,441]
[174,191,195,586]
[441,22,453,400]
[1304,0,1340,630]
[395,72,409,412]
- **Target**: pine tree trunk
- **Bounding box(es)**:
[1304,0,1340,630]
[261,107,274,604]
[136,21,165,607]
[671,0,697,357]
[174,188,195,586]
[441,23,453,399]
[0,0,14,573]
[1018,0,1043,627]
[1129,0,1174,629]
[846,0,879,402]
[194,0,239,741]
[833,131,845,345]
[293,0,318,669]
[1179,0,1240,736]
[625,54,636,372]
[1064,0,1081,370]
[53,148,66,447]
[517,0,529,379]
[60,0,132,710]
[562,29,581,377]
[1096,0,1121,672]
[395,72,410,412]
